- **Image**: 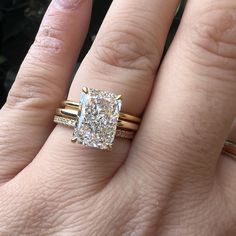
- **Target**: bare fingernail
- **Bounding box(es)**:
[55,0,83,9]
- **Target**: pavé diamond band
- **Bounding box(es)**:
[54,87,141,150]
[54,116,135,140]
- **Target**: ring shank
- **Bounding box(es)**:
[63,100,141,123]
[56,108,139,131]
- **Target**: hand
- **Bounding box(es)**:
[0,0,236,235]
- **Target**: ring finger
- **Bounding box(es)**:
[28,0,180,190]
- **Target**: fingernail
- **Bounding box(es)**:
[55,0,83,10]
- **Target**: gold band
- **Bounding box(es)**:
[56,108,139,131]
[63,100,141,124]
[54,115,135,139]
[223,140,236,160]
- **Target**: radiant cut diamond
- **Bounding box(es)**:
[73,88,122,150]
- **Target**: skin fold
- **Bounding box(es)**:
[0,0,236,235]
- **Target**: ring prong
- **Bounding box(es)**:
[82,87,89,94]
[71,136,78,143]
[116,95,122,101]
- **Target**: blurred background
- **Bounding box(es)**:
[0,0,186,108]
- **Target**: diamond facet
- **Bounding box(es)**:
[73,88,122,150]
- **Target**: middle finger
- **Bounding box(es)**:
[127,0,236,194]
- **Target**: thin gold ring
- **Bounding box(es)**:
[56,108,139,131]
[63,100,141,123]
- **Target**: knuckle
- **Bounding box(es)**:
[185,7,236,74]
[90,26,159,73]
[6,69,63,110]
[0,189,44,234]
[0,121,22,180]
[5,20,69,111]
[0,179,64,234]
[33,19,68,55]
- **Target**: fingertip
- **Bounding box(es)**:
[54,0,91,10]
[52,0,92,12]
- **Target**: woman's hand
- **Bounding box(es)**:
[0,0,236,235]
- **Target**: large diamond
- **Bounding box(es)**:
[73,88,122,150]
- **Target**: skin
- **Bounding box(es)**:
[0,0,236,235]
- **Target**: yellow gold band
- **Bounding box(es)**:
[56,108,139,131]
[63,100,141,124]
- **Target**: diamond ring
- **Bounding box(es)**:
[54,87,141,150]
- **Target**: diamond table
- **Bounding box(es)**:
[73,88,122,150]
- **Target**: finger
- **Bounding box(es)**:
[70,0,180,115]
[125,0,236,187]
[0,0,92,182]
[30,0,180,190]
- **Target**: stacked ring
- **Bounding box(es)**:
[54,87,141,150]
